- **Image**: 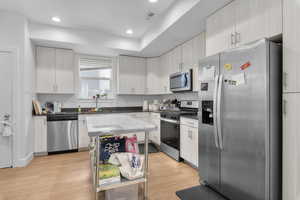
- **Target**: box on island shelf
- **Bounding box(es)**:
[98,164,121,186]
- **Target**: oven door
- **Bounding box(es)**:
[160,118,180,150]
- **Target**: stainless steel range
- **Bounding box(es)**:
[160,100,198,161]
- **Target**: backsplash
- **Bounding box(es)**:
[37,94,162,108]
[37,92,198,109]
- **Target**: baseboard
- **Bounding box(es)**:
[78,147,89,152]
[15,152,33,167]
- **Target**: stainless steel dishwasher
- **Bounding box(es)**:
[47,113,78,153]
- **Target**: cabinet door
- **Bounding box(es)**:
[34,117,47,153]
[169,46,182,73]
[192,33,206,92]
[118,56,133,94]
[134,57,147,94]
[206,2,236,56]
[283,93,300,200]
[36,47,56,93]
[160,53,171,94]
[235,0,268,46]
[180,125,193,163]
[118,56,146,94]
[146,57,163,94]
[55,49,75,94]
[283,0,300,93]
[182,39,194,72]
[267,0,282,37]
[190,127,198,167]
[150,113,160,145]
[78,116,90,149]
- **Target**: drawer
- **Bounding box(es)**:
[180,117,198,128]
[127,112,150,118]
[151,112,160,119]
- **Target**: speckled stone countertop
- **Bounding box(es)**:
[86,114,157,137]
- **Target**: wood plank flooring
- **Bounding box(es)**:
[0,152,198,200]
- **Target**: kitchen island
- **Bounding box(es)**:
[86,114,157,200]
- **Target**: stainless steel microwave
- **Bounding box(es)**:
[169,69,193,92]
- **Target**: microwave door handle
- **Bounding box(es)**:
[213,75,220,149]
[217,75,224,150]
[184,74,188,87]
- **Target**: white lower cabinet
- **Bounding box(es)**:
[78,115,90,149]
[180,117,198,167]
[149,113,160,145]
[283,93,300,200]
[33,116,47,154]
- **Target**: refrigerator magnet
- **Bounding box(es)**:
[224,64,232,71]
[240,62,251,70]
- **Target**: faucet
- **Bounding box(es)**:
[93,94,100,111]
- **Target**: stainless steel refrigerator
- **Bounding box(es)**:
[177,39,282,200]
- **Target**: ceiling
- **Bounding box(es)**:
[0,0,176,38]
[0,0,231,57]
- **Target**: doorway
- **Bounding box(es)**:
[0,49,16,168]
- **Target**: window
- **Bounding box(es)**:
[79,56,114,99]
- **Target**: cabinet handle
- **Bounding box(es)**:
[283,72,288,90]
[188,130,193,139]
[235,32,241,44]
[231,33,235,46]
[283,99,287,116]
[44,119,46,126]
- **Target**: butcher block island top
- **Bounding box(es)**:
[86,114,157,137]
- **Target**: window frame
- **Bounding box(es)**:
[78,55,115,100]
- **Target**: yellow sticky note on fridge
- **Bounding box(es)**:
[224,64,232,71]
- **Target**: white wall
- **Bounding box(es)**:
[0,11,35,167]
[37,94,161,108]
[30,23,141,57]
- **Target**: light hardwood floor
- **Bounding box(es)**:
[0,152,198,200]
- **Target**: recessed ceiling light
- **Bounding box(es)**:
[149,0,158,3]
[126,29,133,35]
[51,16,61,22]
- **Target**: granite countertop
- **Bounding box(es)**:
[33,106,160,117]
[86,114,157,137]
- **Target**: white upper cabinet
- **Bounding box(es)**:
[36,47,56,93]
[267,0,283,37]
[182,33,206,92]
[36,47,75,94]
[160,52,172,94]
[55,49,74,93]
[235,0,265,46]
[117,55,147,94]
[146,57,164,95]
[206,0,283,56]
[206,2,236,56]
[182,39,194,71]
[170,45,182,73]
[145,32,205,94]
[283,0,300,93]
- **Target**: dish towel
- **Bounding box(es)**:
[1,121,13,137]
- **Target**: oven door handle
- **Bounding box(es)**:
[160,118,180,124]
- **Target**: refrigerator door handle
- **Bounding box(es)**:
[213,75,220,149]
[217,75,224,150]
